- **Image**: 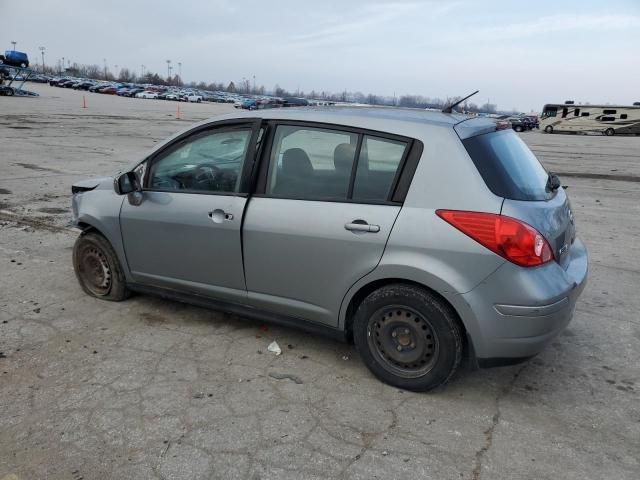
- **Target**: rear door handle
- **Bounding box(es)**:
[345,221,380,233]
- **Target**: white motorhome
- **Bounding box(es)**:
[540,102,640,136]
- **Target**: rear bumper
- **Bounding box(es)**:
[456,237,588,362]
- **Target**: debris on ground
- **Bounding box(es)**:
[267,341,282,356]
[269,372,303,384]
[342,355,350,361]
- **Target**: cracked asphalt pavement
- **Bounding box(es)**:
[1,85,639,479]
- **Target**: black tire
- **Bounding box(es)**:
[605,128,615,137]
[544,125,554,134]
[5,87,14,96]
[73,231,130,301]
[352,284,463,392]
[514,125,523,132]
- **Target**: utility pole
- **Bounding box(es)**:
[166,60,171,83]
[11,41,16,51]
[114,64,118,79]
[103,58,107,80]
[39,46,46,73]
[177,62,182,85]
[253,75,256,93]
[141,65,145,80]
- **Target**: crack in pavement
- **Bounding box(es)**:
[471,364,528,480]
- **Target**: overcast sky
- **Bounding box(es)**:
[2,0,639,111]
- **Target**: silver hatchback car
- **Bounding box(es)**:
[71,108,588,391]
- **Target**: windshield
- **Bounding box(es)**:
[462,130,552,201]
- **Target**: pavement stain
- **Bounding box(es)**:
[140,312,167,325]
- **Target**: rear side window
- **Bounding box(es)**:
[266,125,358,199]
[265,125,409,202]
[462,130,551,201]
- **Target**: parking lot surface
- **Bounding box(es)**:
[1,84,639,480]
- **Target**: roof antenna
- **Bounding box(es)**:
[442,90,479,113]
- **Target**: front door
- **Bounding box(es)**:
[120,121,259,302]
[243,123,412,326]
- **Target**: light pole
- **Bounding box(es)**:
[103,58,107,80]
[253,75,256,93]
[11,41,16,51]
[141,64,145,80]
[39,46,46,73]
[114,64,118,79]
[177,62,181,86]
[166,60,171,84]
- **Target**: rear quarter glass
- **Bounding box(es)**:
[462,130,551,201]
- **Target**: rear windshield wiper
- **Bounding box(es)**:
[546,173,561,191]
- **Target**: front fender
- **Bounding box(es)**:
[72,188,130,281]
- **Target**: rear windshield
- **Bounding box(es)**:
[462,130,551,201]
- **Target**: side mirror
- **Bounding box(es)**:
[114,171,141,195]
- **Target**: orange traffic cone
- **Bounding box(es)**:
[82,95,87,108]
[176,103,181,120]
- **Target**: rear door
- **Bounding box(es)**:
[242,122,418,327]
[460,129,575,268]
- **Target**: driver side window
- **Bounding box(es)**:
[148,127,252,194]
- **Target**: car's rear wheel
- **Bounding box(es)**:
[352,284,463,392]
[73,232,130,301]
[514,125,523,132]
[544,125,554,134]
[605,128,615,136]
[4,87,14,96]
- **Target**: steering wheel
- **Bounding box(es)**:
[194,164,222,189]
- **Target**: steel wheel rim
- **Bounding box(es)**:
[79,246,112,296]
[367,305,439,378]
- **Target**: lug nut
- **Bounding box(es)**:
[392,331,397,338]
[410,343,415,348]
[404,328,410,334]
[396,345,403,351]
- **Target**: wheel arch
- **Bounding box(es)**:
[342,277,469,348]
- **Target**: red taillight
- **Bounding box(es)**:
[436,210,554,267]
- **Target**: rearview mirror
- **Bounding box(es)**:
[114,171,141,195]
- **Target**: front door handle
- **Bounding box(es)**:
[208,209,233,223]
[345,221,380,233]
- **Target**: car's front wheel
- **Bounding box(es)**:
[73,231,130,301]
[544,125,554,133]
[352,284,463,392]
[605,128,615,136]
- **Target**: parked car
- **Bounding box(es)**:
[0,50,29,68]
[136,91,159,99]
[96,86,116,94]
[70,108,588,392]
[89,83,109,92]
[524,115,539,129]
[75,81,95,90]
[509,117,529,132]
[282,97,309,107]
[127,88,145,97]
[182,93,203,103]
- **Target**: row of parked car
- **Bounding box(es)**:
[494,114,540,132]
[45,76,318,109]
[48,77,211,102]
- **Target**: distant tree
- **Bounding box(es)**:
[227,81,236,93]
[118,68,134,82]
[480,103,497,113]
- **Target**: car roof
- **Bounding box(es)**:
[209,106,498,140]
